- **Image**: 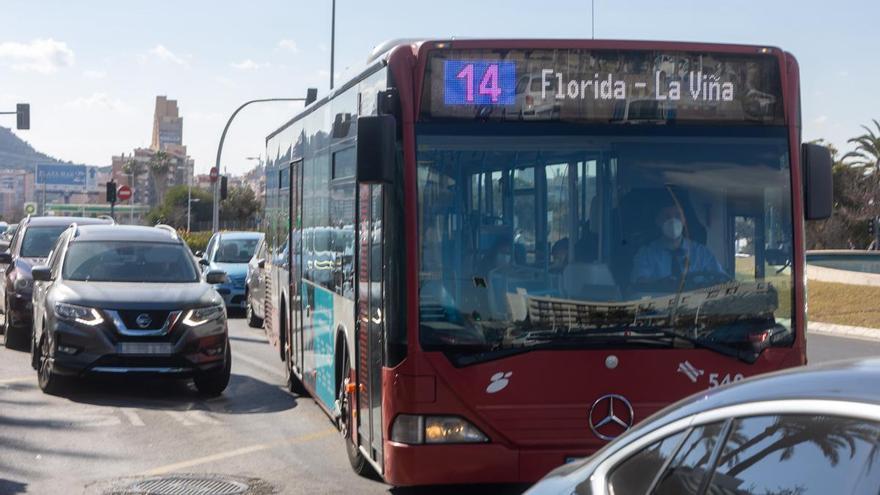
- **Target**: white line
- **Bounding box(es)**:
[186,410,221,425]
[121,409,145,426]
[233,349,285,379]
[165,410,195,426]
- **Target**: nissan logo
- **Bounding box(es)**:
[135,313,152,328]
[588,394,634,441]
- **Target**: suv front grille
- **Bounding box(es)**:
[117,310,172,331]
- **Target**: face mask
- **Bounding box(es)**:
[662,218,684,240]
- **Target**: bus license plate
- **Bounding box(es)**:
[118,343,173,355]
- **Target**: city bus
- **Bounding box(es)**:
[261,39,832,486]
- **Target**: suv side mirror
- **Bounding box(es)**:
[205,270,227,285]
[356,115,396,184]
[257,259,265,269]
[32,265,52,282]
[0,251,11,264]
[803,143,833,220]
[194,250,204,258]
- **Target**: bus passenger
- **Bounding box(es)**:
[631,202,725,285]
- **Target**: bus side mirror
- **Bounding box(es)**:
[356,115,396,184]
[802,143,833,221]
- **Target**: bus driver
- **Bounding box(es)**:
[631,200,726,286]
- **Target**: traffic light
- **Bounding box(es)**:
[220,175,228,200]
[16,103,29,130]
[106,181,116,203]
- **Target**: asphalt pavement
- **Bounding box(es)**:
[0,317,878,495]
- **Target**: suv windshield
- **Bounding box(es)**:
[215,237,260,263]
[21,225,69,258]
[63,241,199,283]
[417,125,793,358]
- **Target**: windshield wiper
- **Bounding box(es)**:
[542,326,759,364]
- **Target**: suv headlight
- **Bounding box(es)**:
[390,414,489,444]
[55,303,104,326]
[14,278,33,292]
[182,304,225,327]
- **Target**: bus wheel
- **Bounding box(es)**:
[339,349,370,476]
[283,312,309,396]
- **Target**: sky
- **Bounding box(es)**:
[0,0,877,175]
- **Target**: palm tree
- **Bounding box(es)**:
[148,150,172,206]
[122,158,146,203]
[843,119,880,172]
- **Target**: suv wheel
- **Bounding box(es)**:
[3,303,20,349]
[194,341,231,397]
[37,334,63,395]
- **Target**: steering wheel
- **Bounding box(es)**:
[685,271,731,288]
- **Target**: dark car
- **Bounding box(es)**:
[527,359,880,495]
[245,235,268,328]
[0,216,113,349]
[29,224,231,396]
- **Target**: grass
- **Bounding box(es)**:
[808,280,880,329]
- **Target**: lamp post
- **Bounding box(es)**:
[212,97,312,233]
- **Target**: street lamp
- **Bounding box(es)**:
[212,94,316,233]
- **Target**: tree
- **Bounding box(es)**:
[220,186,261,228]
[842,119,880,172]
[146,184,212,229]
[122,158,146,203]
[148,150,172,206]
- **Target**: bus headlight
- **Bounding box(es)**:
[390,414,488,445]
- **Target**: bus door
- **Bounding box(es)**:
[356,184,384,469]
[289,159,304,375]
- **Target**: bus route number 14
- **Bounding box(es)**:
[456,63,502,103]
[444,60,515,106]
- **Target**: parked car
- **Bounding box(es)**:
[0,216,112,349]
[30,224,231,396]
[245,235,268,328]
[527,358,880,494]
[198,231,262,311]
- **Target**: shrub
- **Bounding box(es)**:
[180,230,212,254]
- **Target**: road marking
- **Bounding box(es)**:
[0,375,32,385]
[165,410,195,426]
[140,428,336,476]
[121,409,145,426]
[233,350,284,379]
[186,409,221,425]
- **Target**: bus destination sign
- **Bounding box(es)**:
[424,49,784,124]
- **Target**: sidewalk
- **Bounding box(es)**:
[808,321,880,342]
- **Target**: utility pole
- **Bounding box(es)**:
[330,0,336,90]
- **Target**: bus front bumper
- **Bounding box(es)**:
[384,441,587,486]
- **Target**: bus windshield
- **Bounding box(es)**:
[417,124,793,360]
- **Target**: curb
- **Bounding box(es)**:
[808,321,880,343]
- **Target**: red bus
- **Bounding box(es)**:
[261,39,832,486]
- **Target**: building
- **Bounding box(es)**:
[0,169,34,220]
[151,96,183,151]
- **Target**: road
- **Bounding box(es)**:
[1,319,878,495]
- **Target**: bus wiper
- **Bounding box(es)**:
[540,326,759,364]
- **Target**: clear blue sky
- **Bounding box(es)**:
[0,0,876,174]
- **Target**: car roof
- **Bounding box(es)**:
[644,358,880,429]
[71,225,182,244]
[23,216,112,227]
[216,231,262,240]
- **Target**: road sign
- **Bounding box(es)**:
[209,166,219,183]
[36,164,101,192]
[117,185,132,201]
[23,202,36,215]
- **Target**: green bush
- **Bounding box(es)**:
[180,230,212,253]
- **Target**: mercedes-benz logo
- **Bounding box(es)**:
[135,313,152,328]
[588,394,634,441]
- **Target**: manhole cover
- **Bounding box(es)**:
[101,474,274,495]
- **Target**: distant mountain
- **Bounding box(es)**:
[0,126,92,171]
